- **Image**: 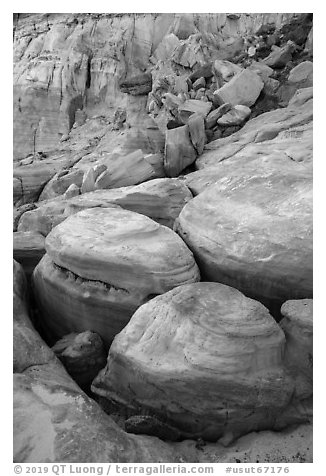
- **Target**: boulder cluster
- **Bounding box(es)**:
[13,13,313,463]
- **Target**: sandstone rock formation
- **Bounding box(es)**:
[52,331,107,390]
[13,231,45,276]
[33,208,200,344]
[13,261,183,463]
[175,171,312,309]
[13,12,313,462]
[213,69,264,107]
[92,282,309,443]
[280,299,313,398]
[18,178,193,235]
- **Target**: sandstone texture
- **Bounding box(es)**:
[13,231,46,276]
[33,208,200,344]
[13,262,183,463]
[280,299,313,396]
[18,178,193,235]
[176,171,312,307]
[92,282,309,442]
[52,331,107,390]
[13,12,313,462]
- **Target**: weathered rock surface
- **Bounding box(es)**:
[288,61,313,84]
[205,103,232,129]
[280,299,313,394]
[214,69,264,107]
[217,105,251,126]
[13,260,183,463]
[175,172,312,308]
[263,41,296,68]
[13,231,46,276]
[33,208,200,344]
[164,126,197,177]
[197,87,313,170]
[188,113,206,155]
[94,150,165,190]
[38,169,84,201]
[52,331,107,390]
[92,282,309,442]
[18,178,193,235]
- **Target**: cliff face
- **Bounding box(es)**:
[13,12,301,159]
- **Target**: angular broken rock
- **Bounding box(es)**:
[81,167,96,194]
[213,59,242,83]
[213,69,264,107]
[33,208,200,344]
[205,103,232,129]
[288,61,313,84]
[187,113,206,155]
[38,169,84,202]
[217,105,251,127]
[280,299,313,395]
[192,77,206,91]
[63,183,80,199]
[52,331,107,390]
[263,41,296,69]
[175,173,312,307]
[92,282,300,442]
[94,150,165,190]
[164,125,197,177]
[178,99,212,122]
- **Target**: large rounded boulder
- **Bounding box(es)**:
[33,207,200,344]
[92,282,305,442]
[175,173,312,308]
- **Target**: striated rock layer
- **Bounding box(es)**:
[18,178,193,235]
[175,170,312,309]
[33,208,200,344]
[13,261,184,463]
[92,282,310,442]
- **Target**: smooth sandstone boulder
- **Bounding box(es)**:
[92,282,298,442]
[18,178,193,235]
[33,208,200,344]
[175,173,312,307]
[94,150,165,190]
[13,261,182,463]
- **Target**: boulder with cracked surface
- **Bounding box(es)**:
[33,208,200,344]
[92,282,308,442]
